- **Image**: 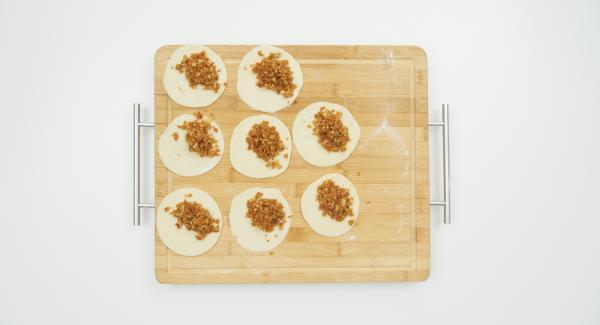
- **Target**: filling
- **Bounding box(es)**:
[316,180,354,222]
[312,107,350,152]
[246,121,285,168]
[178,112,220,157]
[175,51,220,92]
[251,51,296,98]
[246,192,286,232]
[169,200,220,240]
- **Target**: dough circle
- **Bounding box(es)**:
[301,173,360,237]
[229,187,293,252]
[163,45,227,108]
[292,101,361,167]
[158,113,224,177]
[156,188,223,256]
[229,115,292,178]
[237,45,303,113]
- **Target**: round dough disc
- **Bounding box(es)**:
[236,45,303,113]
[163,45,227,108]
[158,113,224,177]
[301,173,360,237]
[229,187,293,252]
[293,101,361,167]
[229,114,292,178]
[156,188,223,256]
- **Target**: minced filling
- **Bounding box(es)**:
[178,112,220,157]
[312,107,350,152]
[246,121,284,168]
[246,192,286,232]
[169,200,220,240]
[316,180,353,222]
[175,51,220,92]
[252,51,296,98]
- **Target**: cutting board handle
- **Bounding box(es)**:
[132,103,155,226]
[131,102,451,225]
[429,104,451,224]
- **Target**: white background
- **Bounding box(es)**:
[1,0,599,324]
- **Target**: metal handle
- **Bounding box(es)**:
[429,104,451,224]
[133,103,155,226]
[132,103,450,225]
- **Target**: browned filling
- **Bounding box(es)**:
[251,52,296,98]
[246,192,286,232]
[169,200,220,240]
[178,113,220,157]
[175,51,220,92]
[316,180,353,222]
[246,121,284,168]
[265,160,282,169]
[312,107,350,152]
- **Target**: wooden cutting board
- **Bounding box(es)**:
[154,45,429,283]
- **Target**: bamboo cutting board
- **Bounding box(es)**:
[154,45,429,283]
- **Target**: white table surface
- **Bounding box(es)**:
[1,0,599,324]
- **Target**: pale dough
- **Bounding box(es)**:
[229,187,293,252]
[292,101,361,167]
[229,115,292,178]
[158,113,224,177]
[163,45,227,108]
[236,45,303,113]
[301,173,360,237]
[156,188,223,256]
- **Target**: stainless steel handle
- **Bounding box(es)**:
[132,103,450,225]
[429,104,451,224]
[133,103,155,226]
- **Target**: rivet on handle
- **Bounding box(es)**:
[429,104,451,224]
[133,103,155,226]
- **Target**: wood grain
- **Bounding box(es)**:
[154,45,429,283]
